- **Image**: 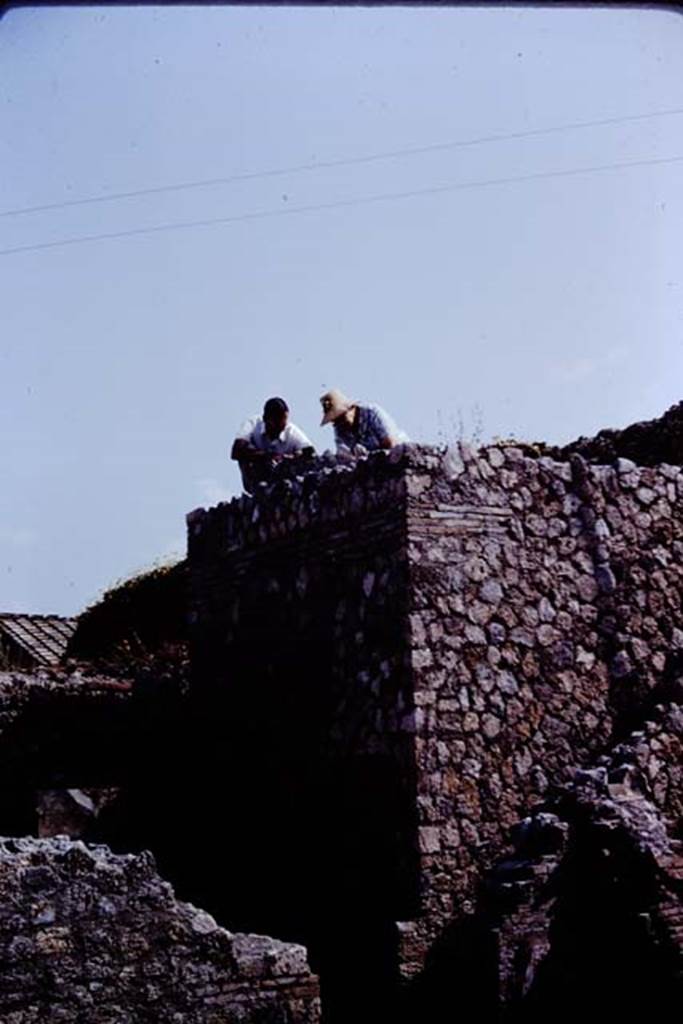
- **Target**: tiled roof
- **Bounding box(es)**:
[0,614,78,667]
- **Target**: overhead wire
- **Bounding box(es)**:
[2,105,683,220]
[2,151,681,258]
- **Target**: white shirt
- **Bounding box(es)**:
[235,416,314,455]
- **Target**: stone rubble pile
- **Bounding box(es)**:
[548,399,683,468]
[0,836,320,1024]
[481,702,683,1014]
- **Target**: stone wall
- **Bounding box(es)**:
[187,451,419,902]
[403,702,683,1022]
[490,705,683,1020]
[404,442,683,961]
[0,671,133,837]
[187,453,419,1020]
[187,441,683,987]
[0,836,320,1024]
[595,701,683,824]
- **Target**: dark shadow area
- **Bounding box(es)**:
[516,823,682,1021]
[398,916,501,1024]
[552,400,683,469]
[88,609,419,1024]
[0,684,132,836]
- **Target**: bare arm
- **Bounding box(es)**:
[231,439,270,462]
[370,405,403,449]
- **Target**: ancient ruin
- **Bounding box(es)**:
[0,402,681,1021]
[0,836,320,1023]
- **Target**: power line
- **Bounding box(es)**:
[2,106,683,220]
[2,151,681,259]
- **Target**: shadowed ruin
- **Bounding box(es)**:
[184,417,683,1017]
[0,403,681,1021]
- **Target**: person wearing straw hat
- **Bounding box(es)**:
[319,389,409,456]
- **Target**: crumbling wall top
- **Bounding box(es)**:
[0,836,320,1023]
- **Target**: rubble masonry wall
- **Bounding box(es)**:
[0,836,320,1024]
[187,445,683,976]
[404,444,683,961]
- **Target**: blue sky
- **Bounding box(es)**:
[1,5,682,615]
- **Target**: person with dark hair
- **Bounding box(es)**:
[231,397,315,493]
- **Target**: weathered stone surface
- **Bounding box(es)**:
[187,437,683,990]
[0,836,320,1023]
[474,704,683,1018]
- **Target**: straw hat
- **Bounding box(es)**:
[320,388,355,426]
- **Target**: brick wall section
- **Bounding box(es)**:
[187,444,683,979]
[0,836,320,1024]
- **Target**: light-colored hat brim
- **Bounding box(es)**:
[320,390,354,426]
[321,403,354,426]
